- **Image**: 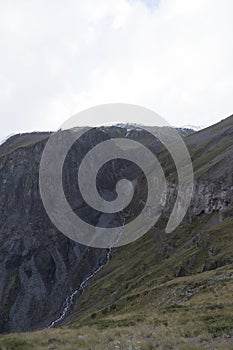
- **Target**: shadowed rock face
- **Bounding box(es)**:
[0,126,179,333]
[0,134,108,333]
[0,118,232,334]
[0,127,151,333]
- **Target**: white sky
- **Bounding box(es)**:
[0,0,233,141]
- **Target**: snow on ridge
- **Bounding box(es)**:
[180,125,206,131]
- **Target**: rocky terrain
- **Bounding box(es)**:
[0,115,233,349]
[0,131,109,333]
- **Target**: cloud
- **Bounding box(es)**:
[0,0,233,140]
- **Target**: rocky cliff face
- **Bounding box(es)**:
[0,133,108,333]
[0,117,232,334]
[163,116,233,222]
[186,116,233,219]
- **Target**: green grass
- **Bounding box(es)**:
[1,266,233,349]
[1,119,233,348]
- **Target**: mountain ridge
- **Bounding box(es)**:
[0,115,233,349]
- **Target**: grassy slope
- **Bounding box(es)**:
[1,217,233,349]
[1,117,233,349]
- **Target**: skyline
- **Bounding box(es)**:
[1,0,233,141]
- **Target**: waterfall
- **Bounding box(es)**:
[48,215,125,328]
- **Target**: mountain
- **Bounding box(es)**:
[0,131,110,333]
[0,116,233,349]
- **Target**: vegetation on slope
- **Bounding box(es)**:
[1,116,233,349]
[1,214,233,349]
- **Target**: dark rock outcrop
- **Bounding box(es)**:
[0,134,107,333]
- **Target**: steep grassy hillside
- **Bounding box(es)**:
[1,216,233,349]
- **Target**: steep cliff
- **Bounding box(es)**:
[0,132,109,333]
[0,116,233,341]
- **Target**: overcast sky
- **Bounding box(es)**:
[0,0,233,141]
